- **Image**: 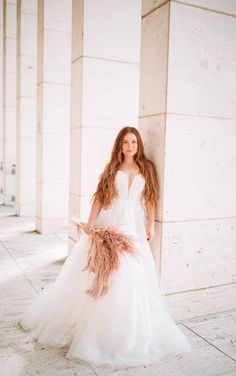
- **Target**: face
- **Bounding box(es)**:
[121,132,138,158]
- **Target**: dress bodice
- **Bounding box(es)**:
[115,170,145,203]
[94,171,147,241]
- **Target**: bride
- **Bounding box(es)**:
[19,126,191,367]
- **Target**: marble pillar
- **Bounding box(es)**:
[140,0,236,320]
[69,0,142,247]
[0,0,3,204]
[2,0,16,206]
[16,0,37,217]
[36,0,72,233]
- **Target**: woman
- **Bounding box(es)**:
[19,126,191,367]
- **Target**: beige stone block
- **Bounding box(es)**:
[40,183,68,219]
[71,58,82,127]
[142,0,167,16]
[167,2,236,118]
[0,13,2,26]
[80,127,120,197]
[139,2,169,117]
[36,179,42,217]
[20,14,37,56]
[160,218,236,294]
[6,0,16,4]
[149,220,162,274]
[68,192,81,243]
[5,3,16,38]
[37,30,43,83]
[166,283,236,321]
[163,115,236,221]
[82,58,140,128]
[37,0,44,33]
[18,55,36,97]
[177,0,236,15]
[4,139,16,169]
[4,106,16,138]
[42,83,71,132]
[18,97,36,134]
[19,0,37,16]
[4,194,15,206]
[36,133,43,185]
[185,311,236,360]
[16,97,20,132]
[69,127,81,195]
[17,203,35,216]
[4,138,16,171]
[71,0,83,62]
[139,114,166,221]
[36,83,43,132]
[83,0,141,63]
[69,192,81,218]
[18,176,35,205]
[4,173,16,198]
[43,29,71,84]
[142,0,236,16]
[5,72,16,106]
[16,57,20,97]
[44,0,72,33]
[36,216,68,234]
[69,194,89,225]
[40,133,69,184]
[79,194,93,221]
[68,219,80,244]
[5,37,16,73]
[18,135,36,177]
[37,134,65,184]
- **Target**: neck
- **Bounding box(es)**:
[123,156,134,164]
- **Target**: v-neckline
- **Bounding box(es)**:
[117,170,141,194]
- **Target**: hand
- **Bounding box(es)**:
[82,222,94,235]
[146,223,155,242]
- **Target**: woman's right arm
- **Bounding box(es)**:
[83,198,102,234]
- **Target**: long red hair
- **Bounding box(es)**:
[92,127,159,209]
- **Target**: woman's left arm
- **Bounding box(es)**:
[146,202,155,242]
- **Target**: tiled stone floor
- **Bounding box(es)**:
[0,206,236,376]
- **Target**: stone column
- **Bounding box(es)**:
[2,0,16,206]
[16,0,37,216]
[140,0,236,320]
[0,0,3,204]
[36,0,72,233]
[69,0,142,247]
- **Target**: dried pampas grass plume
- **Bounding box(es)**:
[71,218,136,299]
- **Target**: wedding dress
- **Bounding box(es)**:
[19,170,191,366]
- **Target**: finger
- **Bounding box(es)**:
[78,222,85,229]
[76,226,83,235]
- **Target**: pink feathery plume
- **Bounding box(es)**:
[72,218,136,299]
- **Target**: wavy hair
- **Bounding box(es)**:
[92,126,159,209]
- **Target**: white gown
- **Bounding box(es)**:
[19,171,191,366]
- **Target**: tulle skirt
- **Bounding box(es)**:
[19,233,191,367]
